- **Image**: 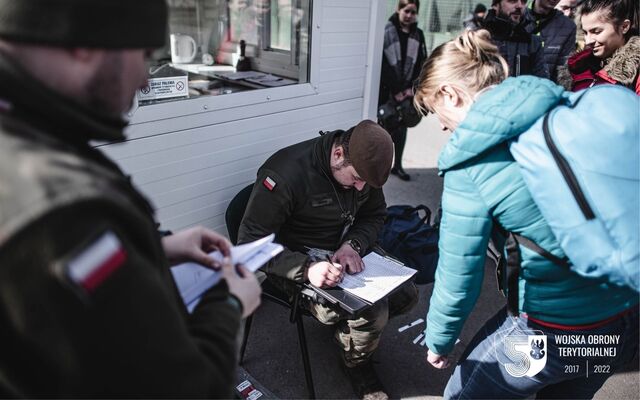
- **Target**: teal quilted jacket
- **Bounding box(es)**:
[425,76,638,355]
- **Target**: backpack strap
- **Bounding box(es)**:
[500,231,571,317]
[397,205,432,240]
[512,233,571,268]
[542,112,596,220]
[505,233,521,317]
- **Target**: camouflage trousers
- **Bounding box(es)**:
[304,283,418,367]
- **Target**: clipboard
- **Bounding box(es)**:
[303,283,370,315]
[303,247,416,315]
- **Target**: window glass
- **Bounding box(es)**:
[138,0,311,106]
[270,0,292,51]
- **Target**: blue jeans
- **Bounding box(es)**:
[444,306,639,399]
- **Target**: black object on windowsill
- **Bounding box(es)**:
[236,39,251,72]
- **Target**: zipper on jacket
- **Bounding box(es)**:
[542,112,596,220]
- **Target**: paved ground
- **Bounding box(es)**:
[238,115,639,399]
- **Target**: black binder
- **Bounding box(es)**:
[303,284,370,315]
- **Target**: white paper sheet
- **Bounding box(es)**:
[171,234,283,312]
[338,252,416,304]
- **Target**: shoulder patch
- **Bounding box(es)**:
[263,176,277,191]
[65,231,127,293]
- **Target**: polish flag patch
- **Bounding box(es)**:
[263,176,277,191]
[66,231,127,293]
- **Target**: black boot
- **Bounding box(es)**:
[391,166,410,181]
[390,127,410,181]
[343,359,389,400]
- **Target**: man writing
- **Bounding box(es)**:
[0,0,261,397]
[482,0,549,77]
[238,120,418,400]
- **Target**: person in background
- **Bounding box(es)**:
[559,0,639,94]
[413,29,638,399]
[481,0,549,77]
[556,0,578,18]
[238,120,418,400]
[464,3,488,30]
[379,0,427,181]
[528,0,577,82]
[0,0,261,397]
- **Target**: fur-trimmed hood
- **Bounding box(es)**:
[604,35,640,85]
[558,36,640,91]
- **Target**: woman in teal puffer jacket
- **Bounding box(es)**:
[412,29,638,399]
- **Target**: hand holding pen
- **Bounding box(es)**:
[325,254,345,283]
[306,255,344,288]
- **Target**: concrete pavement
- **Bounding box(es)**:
[238,115,639,399]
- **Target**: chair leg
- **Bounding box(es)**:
[295,315,316,399]
[239,315,253,365]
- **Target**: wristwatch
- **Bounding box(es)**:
[344,239,362,255]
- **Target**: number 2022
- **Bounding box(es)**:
[594,365,610,373]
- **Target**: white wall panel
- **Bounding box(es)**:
[323,0,369,8]
[321,19,369,33]
[100,0,384,233]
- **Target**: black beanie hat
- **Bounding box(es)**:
[0,0,167,48]
[474,3,487,13]
[349,120,393,188]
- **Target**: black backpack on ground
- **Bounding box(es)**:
[377,205,440,284]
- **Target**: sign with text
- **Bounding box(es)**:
[137,76,188,101]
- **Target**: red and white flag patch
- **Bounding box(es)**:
[263,176,277,191]
[66,231,127,293]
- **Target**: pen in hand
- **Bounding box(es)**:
[325,254,344,283]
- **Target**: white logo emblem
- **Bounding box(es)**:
[499,333,547,377]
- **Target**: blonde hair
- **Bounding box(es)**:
[413,29,509,115]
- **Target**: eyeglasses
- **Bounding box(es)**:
[411,78,432,115]
[411,78,420,97]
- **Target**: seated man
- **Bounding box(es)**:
[238,120,418,400]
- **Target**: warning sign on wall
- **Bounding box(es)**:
[137,76,189,101]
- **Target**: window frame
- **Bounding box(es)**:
[128,0,318,126]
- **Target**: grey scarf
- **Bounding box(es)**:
[383,16,421,89]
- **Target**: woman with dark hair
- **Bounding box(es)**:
[378,0,427,181]
[562,0,640,93]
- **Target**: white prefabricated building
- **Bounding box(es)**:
[97,0,469,235]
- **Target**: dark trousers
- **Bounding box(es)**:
[388,125,407,169]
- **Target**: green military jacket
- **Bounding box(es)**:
[0,53,240,398]
[238,129,387,283]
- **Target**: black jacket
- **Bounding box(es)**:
[528,6,576,82]
[238,130,387,282]
[482,9,549,78]
[0,52,240,398]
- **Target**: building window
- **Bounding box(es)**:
[138,0,311,106]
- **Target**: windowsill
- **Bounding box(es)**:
[137,62,300,107]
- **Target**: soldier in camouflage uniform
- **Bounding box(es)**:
[0,0,261,397]
[238,121,418,400]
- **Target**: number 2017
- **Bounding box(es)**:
[564,365,580,373]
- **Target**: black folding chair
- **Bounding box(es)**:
[225,184,316,399]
